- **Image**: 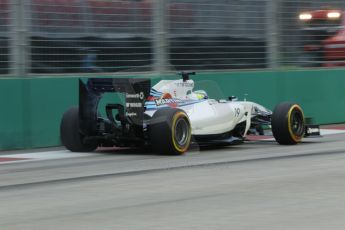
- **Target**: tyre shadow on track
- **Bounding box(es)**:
[93,138,324,157]
[94,143,246,156]
[244,140,325,145]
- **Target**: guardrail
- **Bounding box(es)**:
[2,0,345,76]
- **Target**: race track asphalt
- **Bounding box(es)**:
[1,133,345,230]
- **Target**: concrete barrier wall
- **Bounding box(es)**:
[1,69,345,150]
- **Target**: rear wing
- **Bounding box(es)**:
[79,78,151,135]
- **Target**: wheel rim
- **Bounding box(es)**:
[174,118,189,147]
[290,110,304,137]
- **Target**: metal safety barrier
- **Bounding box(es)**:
[1,0,345,76]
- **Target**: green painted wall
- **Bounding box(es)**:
[1,69,345,150]
[0,79,25,149]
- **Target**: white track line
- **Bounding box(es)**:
[248,128,345,142]
[6,150,95,159]
[320,129,345,135]
[0,150,95,164]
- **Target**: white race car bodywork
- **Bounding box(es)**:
[61,76,316,154]
[144,79,271,137]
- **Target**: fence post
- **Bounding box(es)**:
[153,0,169,73]
[10,0,29,77]
[266,0,280,69]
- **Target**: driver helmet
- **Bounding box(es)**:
[193,90,208,99]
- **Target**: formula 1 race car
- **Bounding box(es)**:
[60,72,320,154]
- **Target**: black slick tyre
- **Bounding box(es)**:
[271,102,305,145]
[149,108,191,155]
[60,106,98,152]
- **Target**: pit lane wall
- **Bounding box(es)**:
[1,69,345,150]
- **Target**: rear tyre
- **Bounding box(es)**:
[60,106,98,152]
[272,102,305,145]
[149,108,191,155]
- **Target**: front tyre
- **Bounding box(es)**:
[149,108,191,155]
[272,102,305,145]
[60,106,98,152]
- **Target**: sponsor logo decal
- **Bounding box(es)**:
[154,98,182,107]
[126,92,145,100]
[307,128,320,134]
[126,112,137,117]
[175,82,194,87]
[126,102,142,108]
